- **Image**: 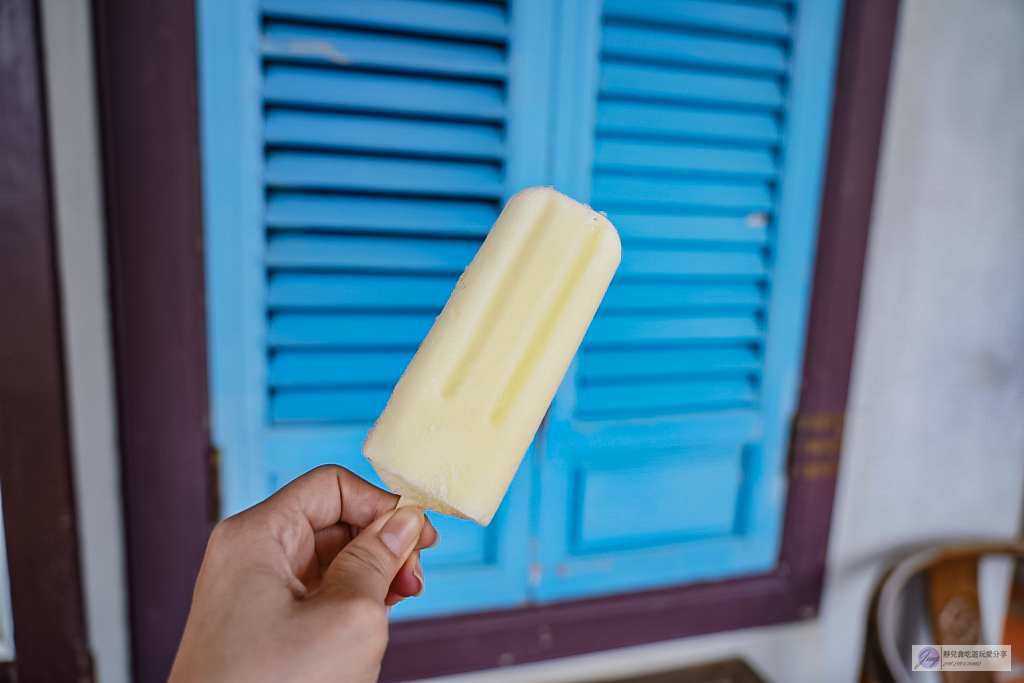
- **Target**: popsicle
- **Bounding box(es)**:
[363,187,621,525]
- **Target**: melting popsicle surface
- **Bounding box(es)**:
[362,187,621,525]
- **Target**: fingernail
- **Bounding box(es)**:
[428,529,441,549]
[413,558,424,597]
[380,507,422,555]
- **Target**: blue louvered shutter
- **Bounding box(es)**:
[259,0,537,620]
[200,0,558,620]
[535,0,843,600]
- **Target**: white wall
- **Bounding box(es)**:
[415,1,1024,682]
[39,1,131,682]
[821,0,1024,677]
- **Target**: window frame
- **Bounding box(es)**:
[95,0,901,679]
[0,0,91,678]
[91,0,214,680]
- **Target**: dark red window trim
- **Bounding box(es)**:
[91,0,213,682]
[0,0,91,679]
[90,0,900,680]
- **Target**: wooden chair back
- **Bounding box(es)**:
[860,543,1024,683]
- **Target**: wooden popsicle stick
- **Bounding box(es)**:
[396,496,416,509]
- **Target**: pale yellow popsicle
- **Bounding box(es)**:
[362,187,621,525]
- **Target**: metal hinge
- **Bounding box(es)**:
[785,414,800,475]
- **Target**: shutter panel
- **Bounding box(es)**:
[536,0,843,600]
[250,0,533,619]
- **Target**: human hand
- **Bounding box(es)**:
[168,465,438,683]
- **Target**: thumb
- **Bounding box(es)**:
[323,505,425,602]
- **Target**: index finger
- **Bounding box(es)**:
[258,465,437,548]
[261,465,397,531]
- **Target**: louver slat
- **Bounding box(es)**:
[265,152,503,196]
[270,313,436,348]
[271,350,416,386]
[263,66,505,120]
[601,24,787,73]
[602,0,791,38]
[262,23,507,78]
[579,345,761,380]
[592,176,772,210]
[619,250,765,277]
[597,102,780,144]
[586,315,762,345]
[595,140,776,178]
[599,282,763,311]
[261,0,508,42]
[266,194,497,236]
[601,63,784,109]
[609,214,768,244]
[273,388,392,422]
[267,235,479,273]
[268,273,456,309]
[265,110,504,160]
[576,378,757,420]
